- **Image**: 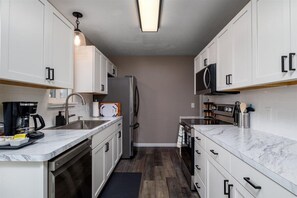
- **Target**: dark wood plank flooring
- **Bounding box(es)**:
[114,148,199,198]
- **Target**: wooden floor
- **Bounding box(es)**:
[114,147,200,198]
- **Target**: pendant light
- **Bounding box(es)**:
[73,12,86,46]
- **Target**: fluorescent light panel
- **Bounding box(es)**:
[138,0,160,32]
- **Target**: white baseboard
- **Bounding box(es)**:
[134,143,177,147]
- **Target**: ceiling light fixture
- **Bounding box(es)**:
[73,12,86,46]
[137,0,161,32]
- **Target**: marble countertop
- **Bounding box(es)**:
[0,117,122,162]
[194,125,297,196]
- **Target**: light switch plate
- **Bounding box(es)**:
[191,103,195,108]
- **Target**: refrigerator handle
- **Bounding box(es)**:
[130,122,140,129]
[135,86,140,117]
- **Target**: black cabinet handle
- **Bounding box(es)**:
[196,137,201,141]
[204,58,208,66]
[45,67,51,80]
[228,74,232,85]
[243,177,261,189]
[50,68,55,80]
[228,184,233,198]
[118,131,121,138]
[289,53,296,71]
[195,150,201,155]
[101,84,105,91]
[282,56,288,72]
[210,149,218,155]
[224,180,229,195]
[195,182,200,189]
[113,68,116,74]
[105,142,109,152]
[226,75,229,85]
[195,165,201,170]
[224,180,233,198]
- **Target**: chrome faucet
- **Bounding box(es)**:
[65,93,86,124]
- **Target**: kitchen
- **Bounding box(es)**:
[0,0,297,198]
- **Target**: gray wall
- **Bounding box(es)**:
[110,56,200,144]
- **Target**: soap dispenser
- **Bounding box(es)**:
[56,111,66,126]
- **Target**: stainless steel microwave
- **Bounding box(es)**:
[196,64,239,95]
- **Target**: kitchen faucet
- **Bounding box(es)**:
[65,93,86,124]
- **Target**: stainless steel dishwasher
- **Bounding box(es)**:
[48,139,92,198]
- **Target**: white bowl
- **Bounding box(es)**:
[9,138,29,146]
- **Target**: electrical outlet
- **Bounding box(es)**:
[191,103,195,109]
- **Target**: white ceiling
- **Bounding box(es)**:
[49,0,249,56]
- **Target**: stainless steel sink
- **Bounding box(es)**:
[47,120,108,130]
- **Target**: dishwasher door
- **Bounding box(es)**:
[49,139,92,198]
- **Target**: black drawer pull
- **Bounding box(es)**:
[195,165,201,170]
[226,75,229,85]
[282,56,288,72]
[289,53,296,71]
[118,131,121,138]
[210,149,218,155]
[196,137,201,141]
[195,150,201,155]
[243,177,261,189]
[228,74,232,85]
[195,182,200,189]
[101,84,105,91]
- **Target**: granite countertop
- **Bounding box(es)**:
[194,125,297,196]
[0,117,122,162]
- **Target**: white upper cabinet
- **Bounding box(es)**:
[100,54,108,94]
[0,0,49,85]
[0,0,74,88]
[74,46,108,94]
[253,0,291,84]
[231,2,252,89]
[194,54,200,95]
[207,40,217,65]
[48,6,74,88]
[217,25,232,91]
[107,60,117,77]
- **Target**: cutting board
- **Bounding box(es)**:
[99,103,121,117]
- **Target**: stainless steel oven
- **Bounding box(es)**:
[180,104,235,191]
[48,139,92,198]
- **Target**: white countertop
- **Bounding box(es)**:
[194,125,297,196]
[0,117,122,162]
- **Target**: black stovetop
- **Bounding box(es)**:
[181,118,232,126]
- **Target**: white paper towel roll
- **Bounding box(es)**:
[92,102,99,117]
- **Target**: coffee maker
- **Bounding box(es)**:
[3,102,45,136]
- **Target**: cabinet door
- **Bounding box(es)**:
[200,49,209,68]
[117,129,123,159]
[92,143,105,198]
[100,55,108,94]
[253,0,290,84]
[104,138,114,178]
[206,157,229,198]
[0,0,49,85]
[94,50,102,93]
[231,2,252,88]
[194,55,200,95]
[113,134,118,165]
[230,177,254,198]
[208,40,217,65]
[217,25,232,91]
[48,6,74,88]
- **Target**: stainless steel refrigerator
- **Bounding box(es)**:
[94,76,139,158]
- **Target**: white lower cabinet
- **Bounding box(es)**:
[104,137,114,179]
[92,119,123,198]
[194,130,295,198]
[92,142,106,198]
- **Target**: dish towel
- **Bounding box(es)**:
[177,125,185,148]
